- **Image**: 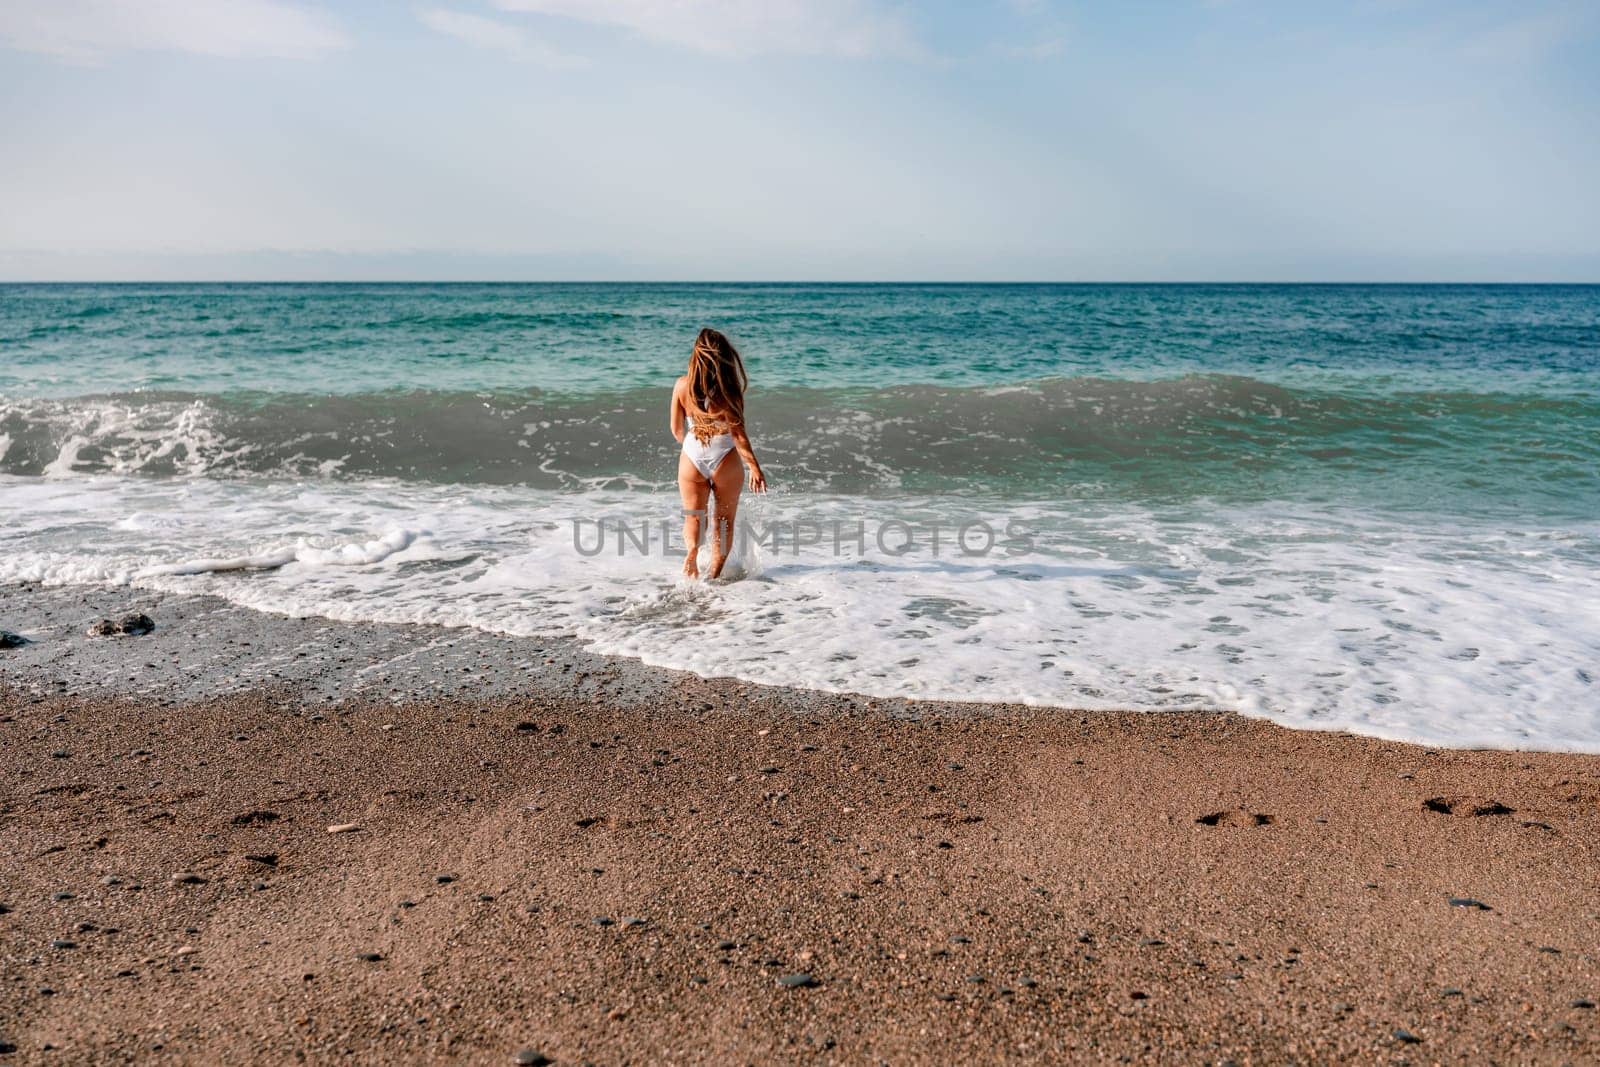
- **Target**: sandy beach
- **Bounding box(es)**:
[3,589,1598,1064]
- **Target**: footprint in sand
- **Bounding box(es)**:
[1195,811,1274,827]
[1421,796,1515,817]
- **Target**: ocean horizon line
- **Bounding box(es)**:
[4,278,1600,287]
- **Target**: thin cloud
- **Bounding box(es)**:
[993,36,1065,60]
[418,7,586,67]
[1459,6,1590,63]
[0,0,348,64]
[491,0,920,58]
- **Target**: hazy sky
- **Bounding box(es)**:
[2,0,1597,281]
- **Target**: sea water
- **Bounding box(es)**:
[2,283,1597,750]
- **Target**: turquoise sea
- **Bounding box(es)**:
[3,283,1598,749]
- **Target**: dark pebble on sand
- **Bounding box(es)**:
[0,630,26,649]
[171,872,207,885]
[435,874,457,885]
[87,613,155,637]
[1442,987,1463,997]
[511,1048,551,1066]
[51,892,73,902]
[50,750,69,760]
[0,1040,18,1054]
[1572,999,1596,1009]
[0,904,9,914]
[1448,897,1491,910]
[592,917,614,926]
[355,952,383,962]
[622,917,645,927]
[50,940,76,950]
[1392,1028,1422,1044]
[716,940,736,951]
[777,973,818,989]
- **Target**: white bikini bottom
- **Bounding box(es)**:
[682,433,737,481]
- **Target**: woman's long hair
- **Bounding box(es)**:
[687,327,747,427]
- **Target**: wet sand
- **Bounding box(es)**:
[2,589,1599,1063]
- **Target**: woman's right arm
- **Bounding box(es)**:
[729,423,767,492]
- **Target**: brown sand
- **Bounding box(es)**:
[2,682,1598,1064]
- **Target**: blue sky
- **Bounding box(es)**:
[1,0,1596,281]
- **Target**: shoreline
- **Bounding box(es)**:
[3,587,1600,1062]
[3,581,1594,755]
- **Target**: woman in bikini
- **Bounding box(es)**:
[670,327,767,579]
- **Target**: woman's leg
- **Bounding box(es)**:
[707,453,744,579]
[677,453,711,578]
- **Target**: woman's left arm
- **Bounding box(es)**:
[668,381,686,443]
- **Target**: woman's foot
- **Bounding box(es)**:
[708,550,727,580]
[682,550,699,579]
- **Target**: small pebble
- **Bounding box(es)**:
[777,973,818,988]
[326,823,361,835]
[511,1048,551,1066]
[1393,1028,1422,1044]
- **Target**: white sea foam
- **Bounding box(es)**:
[1,473,1597,751]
